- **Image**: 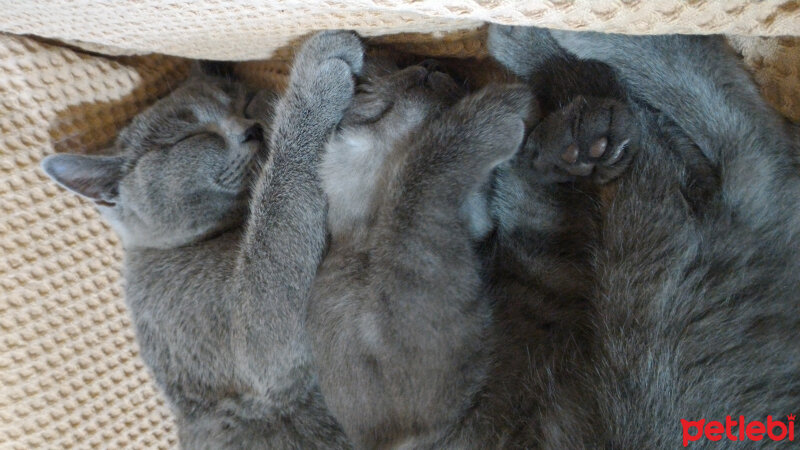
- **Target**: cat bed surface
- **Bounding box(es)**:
[1,1,800,448]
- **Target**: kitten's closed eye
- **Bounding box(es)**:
[41,74,275,250]
[175,131,218,145]
[175,109,198,124]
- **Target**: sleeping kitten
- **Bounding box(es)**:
[307,57,534,446]
[423,27,639,448]
[41,31,364,448]
[489,26,800,448]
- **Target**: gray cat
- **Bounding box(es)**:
[307,54,535,446]
[488,26,800,448]
[41,31,364,448]
[404,30,640,448]
[305,37,641,449]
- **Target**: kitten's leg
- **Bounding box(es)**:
[488,24,800,449]
[517,93,717,449]
[549,31,799,224]
[411,84,535,199]
[488,24,626,109]
[309,84,534,448]
[523,32,800,448]
[487,25,564,81]
[548,31,765,160]
[233,30,362,412]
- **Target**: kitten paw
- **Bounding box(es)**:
[471,83,536,123]
[294,30,364,76]
[288,31,364,116]
[455,84,538,167]
[529,96,637,184]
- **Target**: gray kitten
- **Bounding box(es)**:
[489,26,800,448]
[307,56,534,447]
[41,31,364,448]
[431,33,637,448]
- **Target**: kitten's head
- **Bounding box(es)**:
[340,56,466,143]
[320,56,466,236]
[42,67,276,249]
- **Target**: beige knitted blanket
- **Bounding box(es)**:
[2,1,800,448]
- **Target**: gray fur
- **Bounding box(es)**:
[43,74,266,249]
[432,27,630,449]
[308,59,534,447]
[488,25,800,448]
[42,31,365,448]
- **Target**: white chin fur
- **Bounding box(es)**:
[320,129,388,235]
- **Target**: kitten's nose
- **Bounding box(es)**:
[242,123,264,143]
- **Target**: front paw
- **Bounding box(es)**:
[289,31,364,113]
[456,84,538,167]
[529,96,638,184]
[294,30,364,76]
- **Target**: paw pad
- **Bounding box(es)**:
[532,96,637,184]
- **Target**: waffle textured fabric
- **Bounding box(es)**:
[1,2,800,449]
[2,0,800,59]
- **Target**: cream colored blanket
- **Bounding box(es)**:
[1,1,800,448]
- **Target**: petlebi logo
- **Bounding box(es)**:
[681,414,795,447]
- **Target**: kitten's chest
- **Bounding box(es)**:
[122,241,237,377]
[321,132,393,234]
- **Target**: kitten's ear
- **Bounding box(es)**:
[41,154,125,207]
